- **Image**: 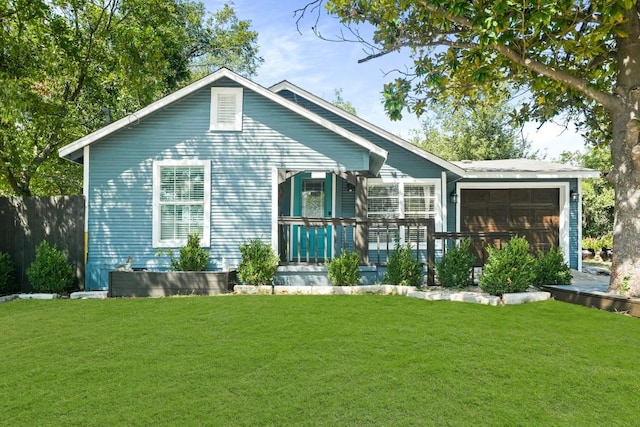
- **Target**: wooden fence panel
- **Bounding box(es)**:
[0,196,84,292]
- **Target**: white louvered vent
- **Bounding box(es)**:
[210,87,243,131]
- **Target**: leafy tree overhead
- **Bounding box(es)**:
[0,0,261,197]
[411,92,536,161]
[331,88,357,114]
[560,146,614,239]
[298,0,640,297]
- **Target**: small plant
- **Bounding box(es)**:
[581,237,601,252]
[157,233,209,271]
[26,241,74,293]
[383,243,423,287]
[531,246,573,288]
[237,238,279,286]
[620,275,631,295]
[599,234,613,250]
[479,236,534,296]
[0,252,18,295]
[436,239,475,289]
[328,251,361,286]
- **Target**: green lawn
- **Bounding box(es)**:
[1,296,638,426]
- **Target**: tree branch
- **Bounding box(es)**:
[416,1,622,113]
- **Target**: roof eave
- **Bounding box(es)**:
[461,171,602,179]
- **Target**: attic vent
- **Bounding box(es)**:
[210,87,243,131]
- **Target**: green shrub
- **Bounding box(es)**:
[581,236,601,252]
[599,234,613,250]
[26,241,74,293]
[328,251,361,286]
[383,243,423,287]
[238,238,279,286]
[436,239,475,289]
[532,246,572,288]
[479,236,534,296]
[156,233,210,271]
[0,252,18,295]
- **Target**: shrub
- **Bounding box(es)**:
[328,251,361,286]
[0,252,18,295]
[599,234,613,250]
[238,238,279,286]
[581,236,601,252]
[436,239,475,289]
[156,233,209,271]
[479,236,534,296]
[531,246,573,288]
[174,233,209,271]
[383,243,423,287]
[26,241,74,293]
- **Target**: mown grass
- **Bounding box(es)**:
[1,296,639,426]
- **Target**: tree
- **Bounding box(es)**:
[411,92,535,161]
[297,0,640,297]
[0,0,261,196]
[331,88,357,114]
[560,146,614,238]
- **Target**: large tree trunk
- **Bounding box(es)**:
[609,106,640,297]
[608,5,640,297]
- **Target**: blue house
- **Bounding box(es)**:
[59,68,598,290]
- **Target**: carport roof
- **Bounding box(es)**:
[453,159,601,179]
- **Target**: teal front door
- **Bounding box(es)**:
[292,173,333,261]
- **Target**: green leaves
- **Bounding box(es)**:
[0,1,262,196]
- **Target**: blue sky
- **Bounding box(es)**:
[204,0,584,158]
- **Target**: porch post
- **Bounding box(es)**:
[354,174,369,264]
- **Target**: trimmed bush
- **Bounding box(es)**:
[238,238,279,286]
[479,236,534,296]
[436,239,475,289]
[26,241,74,293]
[173,233,209,271]
[383,243,423,287]
[0,252,18,295]
[328,251,361,286]
[532,246,572,288]
[156,232,210,271]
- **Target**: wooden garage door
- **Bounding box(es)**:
[461,188,560,255]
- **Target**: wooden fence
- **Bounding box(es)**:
[0,196,84,292]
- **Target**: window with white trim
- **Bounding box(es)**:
[210,87,243,131]
[153,160,211,248]
[367,181,437,247]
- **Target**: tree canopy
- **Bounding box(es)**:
[0,0,261,196]
[411,92,535,161]
[298,0,640,296]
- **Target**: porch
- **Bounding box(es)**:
[276,216,513,286]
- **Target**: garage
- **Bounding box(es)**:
[460,188,560,260]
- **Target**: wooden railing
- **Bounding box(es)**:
[278,217,516,287]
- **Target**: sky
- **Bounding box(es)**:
[204,0,585,159]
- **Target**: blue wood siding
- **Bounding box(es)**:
[85,82,373,289]
[277,90,443,179]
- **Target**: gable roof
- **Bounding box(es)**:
[453,159,600,179]
[269,80,467,176]
[58,68,388,175]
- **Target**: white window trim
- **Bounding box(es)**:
[152,159,211,248]
[455,182,570,262]
[367,178,443,231]
[367,178,442,249]
[210,87,243,131]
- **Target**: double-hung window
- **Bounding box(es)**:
[153,160,211,248]
[367,181,438,248]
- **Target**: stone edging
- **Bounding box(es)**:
[234,285,551,306]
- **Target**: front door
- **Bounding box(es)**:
[292,173,333,261]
